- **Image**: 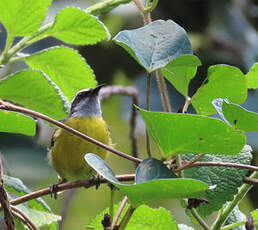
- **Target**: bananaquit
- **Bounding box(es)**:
[48,84,111,182]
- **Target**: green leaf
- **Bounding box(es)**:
[28,209,61,229]
[85,153,209,206]
[25,46,97,102]
[0,110,36,136]
[4,175,50,212]
[0,0,51,37]
[162,55,201,97]
[183,145,252,216]
[137,107,246,155]
[41,7,110,45]
[246,63,258,89]
[113,19,192,73]
[214,99,258,132]
[135,158,177,184]
[251,209,258,225]
[191,65,247,115]
[88,204,179,230]
[0,69,69,120]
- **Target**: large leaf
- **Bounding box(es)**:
[191,65,247,115]
[162,55,201,97]
[85,153,209,206]
[25,46,97,102]
[0,110,36,136]
[113,19,192,73]
[214,99,258,132]
[0,0,51,37]
[40,7,110,45]
[0,69,69,120]
[183,145,252,216]
[246,62,258,89]
[137,107,246,156]
[88,204,179,230]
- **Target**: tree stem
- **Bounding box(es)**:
[211,171,258,230]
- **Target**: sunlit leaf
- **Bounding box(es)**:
[192,65,247,115]
[137,107,246,155]
[26,46,97,102]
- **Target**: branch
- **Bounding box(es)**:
[145,73,152,157]
[0,174,134,211]
[0,100,142,164]
[99,85,139,161]
[111,196,128,229]
[11,205,39,230]
[183,161,258,172]
[0,156,16,230]
[132,0,151,24]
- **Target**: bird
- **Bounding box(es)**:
[48,84,111,182]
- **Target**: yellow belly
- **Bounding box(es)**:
[49,117,111,181]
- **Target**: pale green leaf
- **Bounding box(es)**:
[0,69,69,120]
[137,107,246,155]
[162,55,201,97]
[0,0,51,37]
[192,65,247,115]
[113,20,192,72]
[25,46,97,101]
[246,63,258,89]
[42,7,110,45]
[0,110,36,136]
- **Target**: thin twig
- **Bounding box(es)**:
[11,205,39,230]
[145,73,152,157]
[99,85,139,162]
[190,208,210,230]
[0,100,142,164]
[0,174,135,211]
[0,156,16,230]
[182,97,191,113]
[111,196,128,229]
[183,161,258,171]
[244,177,258,184]
[59,189,77,230]
[174,154,205,172]
[132,0,151,24]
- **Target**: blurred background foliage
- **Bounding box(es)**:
[1,0,258,229]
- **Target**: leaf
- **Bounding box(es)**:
[191,65,247,115]
[246,62,258,89]
[162,55,201,97]
[182,145,252,216]
[88,203,179,230]
[0,110,36,136]
[41,7,110,45]
[135,158,177,184]
[4,175,50,212]
[4,175,60,229]
[25,46,97,102]
[28,209,61,229]
[0,0,51,37]
[251,209,258,225]
[214,99,258,132]
[224,206,246,230]
[85,153,209,206]
[137,107,246,155]
[113,19,192,73]
[0,69,69,120]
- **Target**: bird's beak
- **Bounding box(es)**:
[92,84,106,94]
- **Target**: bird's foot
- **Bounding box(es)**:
[50,178,66,199]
